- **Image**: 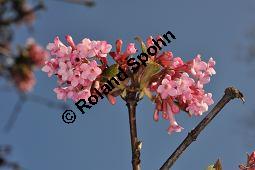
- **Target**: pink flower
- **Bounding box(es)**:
[47,36,71,58]
[53,87,67,100]
[57,61,73,81]
[171,57,184,68]
[72,89,91,102]
[76,38,93,58]
[43,36,111,102]
[190,54,207,76]
[150,50,215,133]
[70,51,82,65]
[157,77,178,99]
[206,57,216,75]
[96,41,112,58]
[26,38,49,67]
[176,73,194,95]
[76,39,112,58]
[157,52,173,67]
[68,70,83,87]
[109,40,136,63]
[185,92,214,116]
[126,43,137,55]
[80,61,102,81]
[167,104,183,134]
[42,59,58,77]
[14,72,36,92]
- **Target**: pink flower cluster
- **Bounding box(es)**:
[12,39,48,92]
[13,70,36,92]
[27,38,49,67]
[151,54,216,134]
[42,35,112,102]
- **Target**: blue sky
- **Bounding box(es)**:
[1,0,255,169]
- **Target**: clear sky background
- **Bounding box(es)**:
[1,0,255,169]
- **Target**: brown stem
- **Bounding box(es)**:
[160,87,244,170]
[126,91,141,170]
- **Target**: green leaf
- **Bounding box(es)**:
[135,36,147,54]
[138,91,145,100]
[207,165,215,170]
[213,159,222,170]
[207,159,222,170]
[140,61,161,89]
[102,64,119,78]
[142,88,153,101]
[120,89,127,98]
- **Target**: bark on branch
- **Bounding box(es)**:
[159,87,244,170]
[126,91,141,170]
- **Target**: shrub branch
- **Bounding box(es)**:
[159,87,244,170]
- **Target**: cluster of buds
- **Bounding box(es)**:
[10,39,48,92]
[42,33,216,134]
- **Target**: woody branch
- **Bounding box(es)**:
[159,87,244,170]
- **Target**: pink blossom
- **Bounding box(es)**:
[172,57,184,68]
[47,36,71,58]
[57,61,73,81]
[14,72,36,92]
[176,73,194,96]
[43,35,111,102]
[42,59,57,77]
[126,43,137,55]
[157,52,173,67]
[72,89,91,102]
[167,104,183,134]
[76,38,92,58]
[53,87,67,100]
[109,40,136,63]
[206,57,216,75]
[77,39,112,58]
[80,61,102,81]
[96,41,112,58]
[157,77,178,99]
[186,92,214,116]
[190,54,207,76]
[150,49,215,133]
[68,70,83,87]
[26,38,49,67]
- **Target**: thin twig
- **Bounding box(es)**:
[0,2,45,25]
[27,94,69,110]
[159,87,245,170]
[3,92,69,132]
[50,0,95,7]
[3,94,26,132]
